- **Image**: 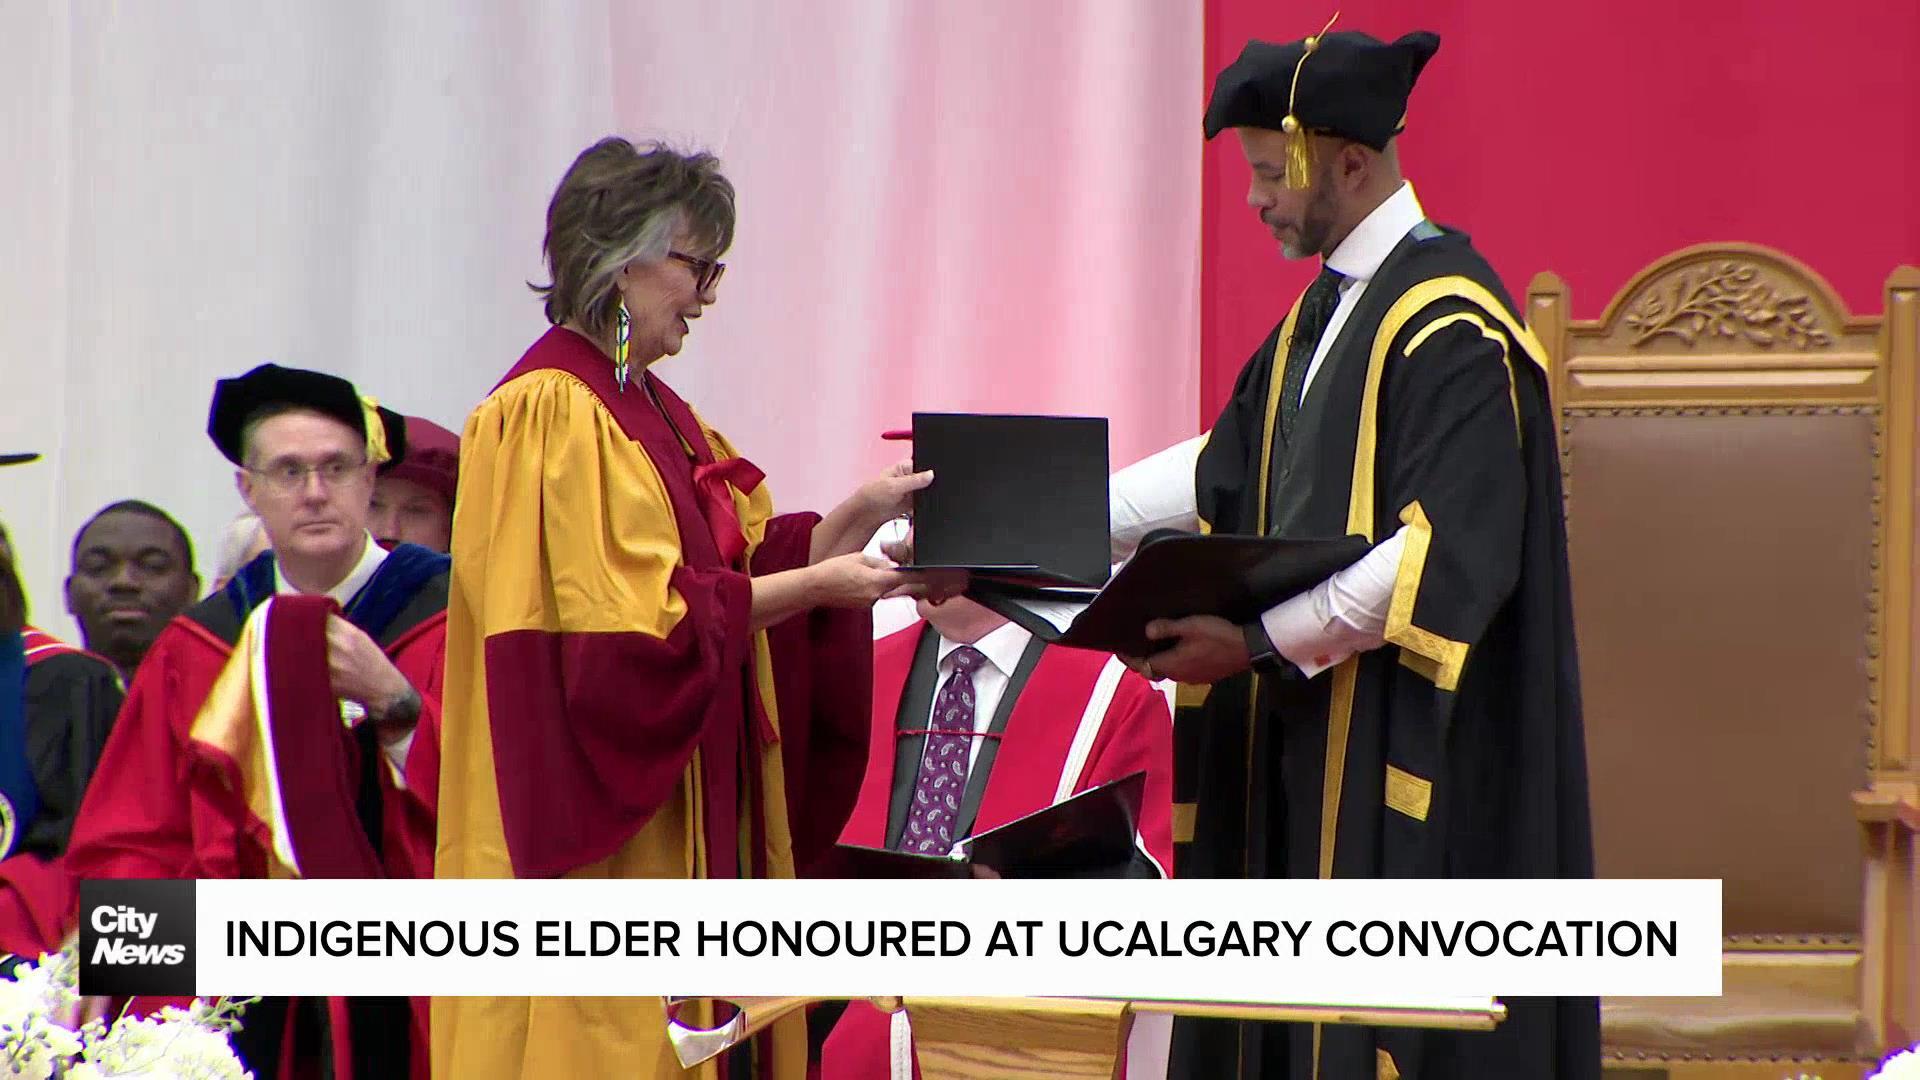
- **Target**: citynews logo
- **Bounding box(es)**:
[77,880,196,996]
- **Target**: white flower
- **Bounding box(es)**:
[2,1053,56,1080]
[0,982,41,1025]
[82,1014,251,1080]
[0,952,251,1080]
[1870,1046,1920,1079]
[0,955,75,1023]
[0,1023,79,1080]
[0,955,86,1080]
[152,1004,215,1028]
[41,1024,82,1058]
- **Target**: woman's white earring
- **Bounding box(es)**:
[614,299,632,392]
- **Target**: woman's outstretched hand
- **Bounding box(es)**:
[859,457,933,524]
[810,458,934,563]
[807,552,967,609]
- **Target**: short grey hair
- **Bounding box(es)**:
[532,137,736,348]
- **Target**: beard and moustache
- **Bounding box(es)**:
[1262,159,1340,261]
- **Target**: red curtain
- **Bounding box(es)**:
[1200,0,1920,422]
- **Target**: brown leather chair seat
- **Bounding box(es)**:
[1604,951,1866,1058]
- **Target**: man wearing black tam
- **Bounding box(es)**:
[1107,19,1600,1080]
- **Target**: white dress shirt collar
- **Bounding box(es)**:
[1325,182,1425,285]
[936,619,1032,677]
[274,533,388,606]
[926,618,1033,789]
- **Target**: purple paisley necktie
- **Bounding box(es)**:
[899,645,987,854]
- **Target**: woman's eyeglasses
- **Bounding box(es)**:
[667,251,726,293]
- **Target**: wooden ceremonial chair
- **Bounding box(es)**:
[1529,244,1920,1080]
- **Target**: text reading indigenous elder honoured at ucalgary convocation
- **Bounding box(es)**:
[227,917,1680,960]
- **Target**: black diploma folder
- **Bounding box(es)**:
[903,412,1112,587]
[969,529,1373,658]
[835,770,1147,879]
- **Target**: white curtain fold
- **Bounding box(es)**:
[0,1,1199,645]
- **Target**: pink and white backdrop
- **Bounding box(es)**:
[0,1,1203,638]
[8,0,1913,644]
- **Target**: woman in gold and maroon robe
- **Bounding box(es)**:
[433,137,945,1079]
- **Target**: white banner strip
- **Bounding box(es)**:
[190,878,1722,999]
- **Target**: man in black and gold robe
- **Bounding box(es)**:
[1108,26,1600,1080]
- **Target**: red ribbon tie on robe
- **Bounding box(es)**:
[691,456,766,568]
[691,455,780,748]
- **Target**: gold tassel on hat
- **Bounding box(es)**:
[1281,115,1313,191]
[1281,11,1341,190]
[359,395,392,467]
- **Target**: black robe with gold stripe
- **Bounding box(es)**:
[1170,225,1600,1080]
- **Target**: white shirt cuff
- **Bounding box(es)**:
[1259,592,1351,678]
[1257,526,1411,677]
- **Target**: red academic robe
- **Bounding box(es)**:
[20,626,111,669]
[823,621,1176,1080]
[0,568,447,1080]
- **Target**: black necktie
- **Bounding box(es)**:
[1279,266,1345,444]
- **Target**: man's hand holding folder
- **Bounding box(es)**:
[1127,615,1259,685]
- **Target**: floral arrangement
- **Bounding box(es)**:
[0,951,254,1079]
[1871,1045,1920,1079]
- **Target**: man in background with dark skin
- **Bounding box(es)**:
[63,500,199,684]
